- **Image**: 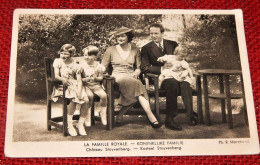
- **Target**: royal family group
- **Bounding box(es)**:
[51,23,198,136]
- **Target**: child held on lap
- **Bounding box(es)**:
[158,46,194,88]
[52,44,89,136]
[80,45,107,126]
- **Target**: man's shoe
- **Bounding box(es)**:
[165,119,182,131]
[188,116,198,126]
[193,111,198,118]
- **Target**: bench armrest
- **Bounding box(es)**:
[146,73,159,78]
[103,74,115,81]
[47,78,62,84]
[143,73,159,91]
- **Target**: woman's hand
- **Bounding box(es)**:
[133,69,141,79]
[61,78,70,85]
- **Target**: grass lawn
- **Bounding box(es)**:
[12,98,249,142]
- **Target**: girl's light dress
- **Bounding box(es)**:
[51,58,88,104]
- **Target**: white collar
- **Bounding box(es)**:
[154,39,164,47]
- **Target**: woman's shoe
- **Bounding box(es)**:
[149,120,162,129]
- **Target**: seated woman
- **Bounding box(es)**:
[101,27,161,128]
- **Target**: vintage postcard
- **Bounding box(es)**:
[5,9,259,157]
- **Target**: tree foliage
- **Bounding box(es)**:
[180,15,241,71]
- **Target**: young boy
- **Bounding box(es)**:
[158,46,194,88]
[80,45,107,126]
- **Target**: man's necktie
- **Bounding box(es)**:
[158,43,163,52]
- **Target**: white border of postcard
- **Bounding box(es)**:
[5,9,259,157]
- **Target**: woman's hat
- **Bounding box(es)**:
[114,27,133,36]
[109,27,134,41]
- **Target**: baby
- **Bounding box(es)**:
[158,46,194,88]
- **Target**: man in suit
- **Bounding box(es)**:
[141,23,198,131]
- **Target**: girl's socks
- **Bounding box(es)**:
[84,107,91,127]
[77,117,87,136]
[75,104,82,111]
[99,106,107,125]
[67,115,77,136]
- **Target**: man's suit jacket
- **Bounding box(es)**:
[140,39,178,75]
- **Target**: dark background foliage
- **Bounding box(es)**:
[16,14,241,101]
[181,15,240,70]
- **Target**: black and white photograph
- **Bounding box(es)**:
[5,9,259,157]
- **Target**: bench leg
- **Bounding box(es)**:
[47,99,52,130]
[196,75,203,124]
[63,98,68,136]
[203,75,211,126]
[219,75,227,123]
[154,77,160,118]
[106,79,114,131]
[224,75,233,129]
[107,97,114,131]
[243,98,248,125]
[240,75,248,125]
[91,102,95,126]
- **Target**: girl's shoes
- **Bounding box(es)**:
[84,120,91,127]
[99,109,107,125]
[68,126,77,136]
[76,123,87,136]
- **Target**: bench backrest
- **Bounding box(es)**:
[44,57,55,79]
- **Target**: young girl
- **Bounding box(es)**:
[157,46,194,88]
[80,45,107,126]
[51,44,89,136]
